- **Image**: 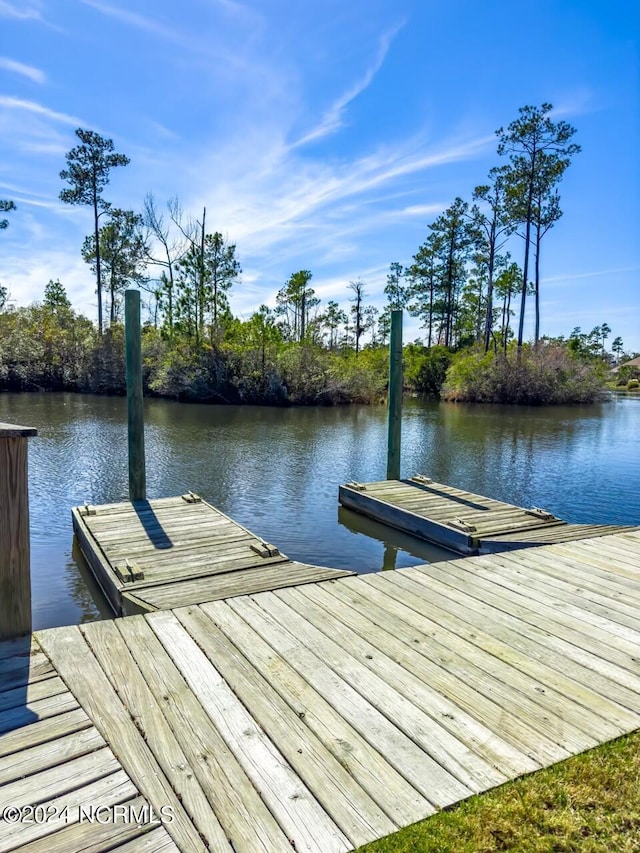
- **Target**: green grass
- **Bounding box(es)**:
[357,731,640,853]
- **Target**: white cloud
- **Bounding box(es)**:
[0,0,43,20]
[0,96,84,126]
[291,21,405,148]
[542,266,640,284]
[0,57,46,83]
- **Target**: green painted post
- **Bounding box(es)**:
[125,290,146,501]
[386,309,403,480]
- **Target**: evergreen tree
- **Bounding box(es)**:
[427,198,473,347]
[276,270,318,342]
[470,165,513,351]
[497,104,580,347]
[82,209,147,324]
[0,199,16,231]
[60,129,129,334]
[384,262,408,309]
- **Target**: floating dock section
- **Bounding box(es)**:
[72,493,353,615]
[339,476,638,555]
[2,530,639,852]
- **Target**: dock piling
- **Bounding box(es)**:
[386,309,403,480]
[0,423,37,639]
[125,289,146,501]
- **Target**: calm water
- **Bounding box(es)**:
[1,392,638,630]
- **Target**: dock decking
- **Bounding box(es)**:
[339,476,638,554]
[2,530,639,852]
[72,495,353,615]
[0,635,180,852]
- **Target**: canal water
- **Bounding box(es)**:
[1,392,638,630]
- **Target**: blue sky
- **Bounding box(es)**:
[1,0,638,351]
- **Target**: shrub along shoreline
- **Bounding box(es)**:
[0,301,614,406]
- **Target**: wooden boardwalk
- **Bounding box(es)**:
[72,495,353,615]
[2,530,639,852]
[0,635,179,852]
[339,476,638,554]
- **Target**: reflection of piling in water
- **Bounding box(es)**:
[0,423,37,640]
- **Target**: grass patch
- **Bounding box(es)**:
[357,731,640,853]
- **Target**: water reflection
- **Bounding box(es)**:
[0,391,637,630]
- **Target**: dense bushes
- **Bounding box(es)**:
[404,344,452,395]
[442,343,607,404]
[0,300,609,406]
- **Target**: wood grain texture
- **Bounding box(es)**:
[0,435,32,639]
[339,478,637,555]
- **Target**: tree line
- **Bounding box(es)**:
[384,103,582,355]
[1,104,635,405]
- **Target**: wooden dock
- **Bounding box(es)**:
[339,476,638,555]
[72,494,353,615]
[2,530,639,852]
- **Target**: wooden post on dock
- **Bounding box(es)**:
[125,289,146,501]
[386,309,403,480]
[0,423,37,639]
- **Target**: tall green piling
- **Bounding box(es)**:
[386,309,403,480]
[125,289,146,501]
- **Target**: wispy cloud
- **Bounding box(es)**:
[80,0,182,44]
[291,22,404,149]
[0,0,43,20]
[0,96,84,126]
[0,57,46,84]
[79,0,264,72]
[543,266,640,284]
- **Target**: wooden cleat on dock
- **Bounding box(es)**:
[113,558,145,583]
[525,507,557,520]
[72,493,352,614]
[250,540,281,558]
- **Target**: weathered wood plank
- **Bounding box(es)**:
[0,433,33,639]
[174,604,397,848]
[0,691,80,735]
[148,609,351,853]
[0,771,137,851]
[127,563,353,611]
[116,615,294,853]
[347,574,640,735]
[394,565,640,709]
[79,619,233,852]
[8,796,154,853]
[437,557,640,669]
[283,584,582,765]
[0,746,119,808]
[202,599,431,827]
[230,594,470,809]
[295,582,597,759]
[0,635,37,661]
[35,625,209,853]
[0,675,68,713]
[340,479,635,555]
[0,652,55,692]
[478,550,640,632]
[0,725,105,785]
[0,708,91,759]
[110,826,180,852]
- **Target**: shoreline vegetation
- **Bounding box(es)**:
[1,285,635,406]
[2,107,638,407]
